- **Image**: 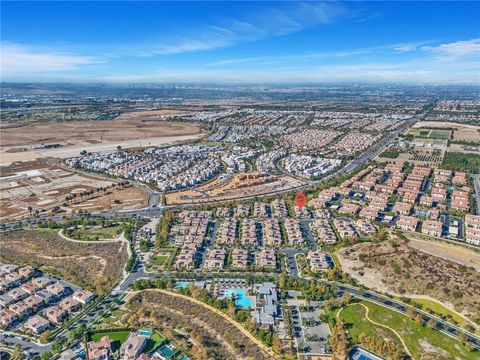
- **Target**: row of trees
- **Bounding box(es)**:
[63,181,131,205]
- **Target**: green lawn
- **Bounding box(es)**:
[363,301,478,360]
[408,297,473,330]
[151,255,170,266]
[339,304,403,359]
[90,330,130,352]
[340,304,396,341]
[143,332,166,353]
[68,225,123,241]
[157,247,178,253]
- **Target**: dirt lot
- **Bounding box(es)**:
[0,115,206,164]
[1,115,203,147]
[0,229,128,293]
[0,160,148,221]
[165,172,305,205]
[402,233,480,271]
[337,238,480,321]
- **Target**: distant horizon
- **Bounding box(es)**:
[1,1,479,84]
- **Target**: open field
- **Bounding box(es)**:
[359,300,477,359]
[0,229,128,293]
[337,237,480,323]
[412,121,480,143]
[401,232,480,271]
[0,160,148,221]
[120,289,273,360]
[0,116,206,164]
[68,225,124,241]
[1,116,203,148]
[376,148,444,168]
[338,303,405,359]
[165,172,305,204]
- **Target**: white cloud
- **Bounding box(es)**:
[1,42,100,73]
[422,39,480,60]
[128,2,349,57]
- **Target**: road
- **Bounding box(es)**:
[7,113,476,356]
[472,174,480,215]
[0,118,403,234]
[284,250,480,351]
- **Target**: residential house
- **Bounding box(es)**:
[24,315,50,334]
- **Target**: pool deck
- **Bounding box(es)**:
[350,347,384,360]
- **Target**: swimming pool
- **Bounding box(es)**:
[350,347,383,360]
[175,281,190,288]
[157,344,175,358]
[223,289,253,308]
[138,330,152,337]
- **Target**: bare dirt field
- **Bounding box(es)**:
[401,232,480,271]
[337,237,480,321]
[0,160,148,221]
[1,116,202,147]
[165,172,305,205]
[0,229,128,293]
[0,116,206,164]
[449,143,480,154]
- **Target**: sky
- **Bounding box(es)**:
[1,1,479,84]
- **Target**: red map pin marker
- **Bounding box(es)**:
[295,193,307,209]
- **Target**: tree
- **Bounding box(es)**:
[12,344,25,360]
[117,145,122,151]
[39,329,51,343]
[406,307,415,319]
[41,351,53,360]
[415,313,423,325]
[426,318,436,329]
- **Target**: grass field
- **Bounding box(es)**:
[408,298,474,330]
[68,225,123,241]
[339,304,404,359]
[151,255,170,266]
[363,300,478,360]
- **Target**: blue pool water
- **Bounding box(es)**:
[175,282,190,288]
[223,289,253,308]
[179,357,189,360]
[138,330,151,337]
[158,345,175,357]
[357,355,373,360]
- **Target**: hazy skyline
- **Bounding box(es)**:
[1,1,479,84]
